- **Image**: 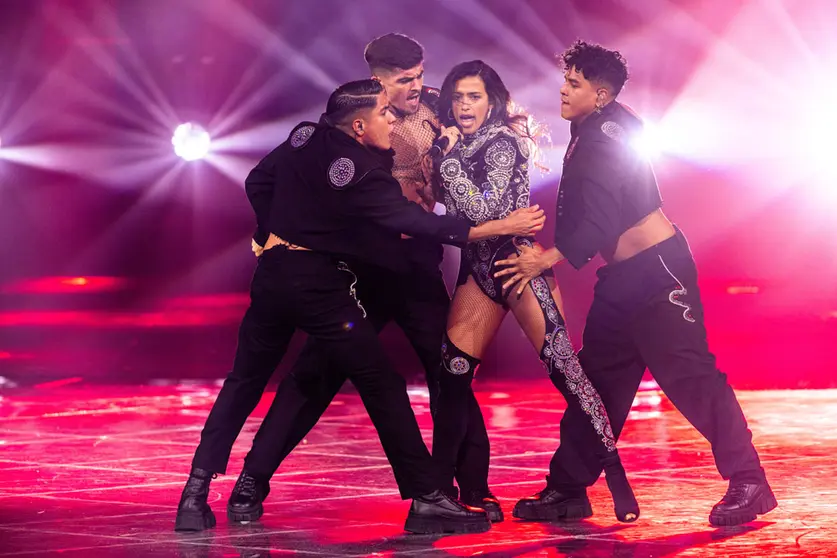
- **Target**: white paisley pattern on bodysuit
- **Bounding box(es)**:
[439,123,531,299]
[522,241,616,452]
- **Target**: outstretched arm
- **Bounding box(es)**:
[344,170,545,245]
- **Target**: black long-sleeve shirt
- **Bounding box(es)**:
[245,121,470,274]
[554,101,663,269]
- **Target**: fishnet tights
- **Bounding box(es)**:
[446,275,565,360]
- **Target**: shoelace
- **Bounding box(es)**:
[723,484,750,502]
[531,486,554,499]
[235,474,258,498]
[184,475,211,497]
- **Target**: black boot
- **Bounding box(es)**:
[175,468,217,532]
[442,485,459,500]
[603,456,640,523]
[461,489,504,523]
[512,480,592,521]
[404,489,491,534]
[227,470,271,523]
[709,480,777,526]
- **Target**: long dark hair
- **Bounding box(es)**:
[436,60,547,167]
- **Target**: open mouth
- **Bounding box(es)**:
[459,115,476,126]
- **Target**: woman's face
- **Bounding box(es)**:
[452,75,493,135]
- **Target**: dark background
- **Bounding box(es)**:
[1,0,834,388]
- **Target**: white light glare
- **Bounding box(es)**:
[631,121,662,160]
[172,123,211,161]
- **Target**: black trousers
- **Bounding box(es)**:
[190,247,436,498]
[241,240,491,492]
[549,229,764,489]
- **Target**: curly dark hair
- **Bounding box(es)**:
[560,40,629,96]
[364,33,424,73]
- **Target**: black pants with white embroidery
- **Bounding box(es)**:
[548,229,765,489]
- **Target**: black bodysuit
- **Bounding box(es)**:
[436,120,549,304]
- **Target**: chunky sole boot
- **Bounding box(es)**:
[461,491,504,523]
[227,470,270,523]
[227,501,264,523]
[709,483,777,526]
[404,512,491,534]
[175,508,217,532]
[513,495,592,521]
[174,467,217,532]
[403,490,491,534]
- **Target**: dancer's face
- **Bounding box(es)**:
[375,63,424,116]
[452,75,493,135]
[355,91,397,150]
[560,66,607,123]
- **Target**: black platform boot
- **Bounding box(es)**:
[512,477,592,521]
[174,467,217,532]
[227,470,271,523]
[461,489,504,523]
[709,479,777,526]
[404,490,491,534]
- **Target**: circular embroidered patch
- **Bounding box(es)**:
[601,121,625,141]
[328,157,355,189]
[290,125,315,148]
[448,357,471,375]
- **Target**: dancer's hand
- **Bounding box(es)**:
[500,206,545,237]
[494,244,547,296]
[251,239,264,257]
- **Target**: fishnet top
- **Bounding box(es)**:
[391,100,439,212]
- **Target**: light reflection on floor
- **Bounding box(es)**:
[0,383,833,556]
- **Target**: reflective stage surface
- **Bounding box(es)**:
[0,383,833,556]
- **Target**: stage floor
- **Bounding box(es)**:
[0,382,834,556]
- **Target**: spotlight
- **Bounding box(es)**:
[631,121,662,160]
[172,123,210,161]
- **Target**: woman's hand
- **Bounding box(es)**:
[499,206,545,237]
[439,125,462,156]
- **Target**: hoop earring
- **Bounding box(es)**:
[447,108,454,122]
[487,107,493,121]
[594,102,603,114]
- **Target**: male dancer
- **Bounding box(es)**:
[230,33,502,524]
[175,79,544,533]
[494,40,777,527]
